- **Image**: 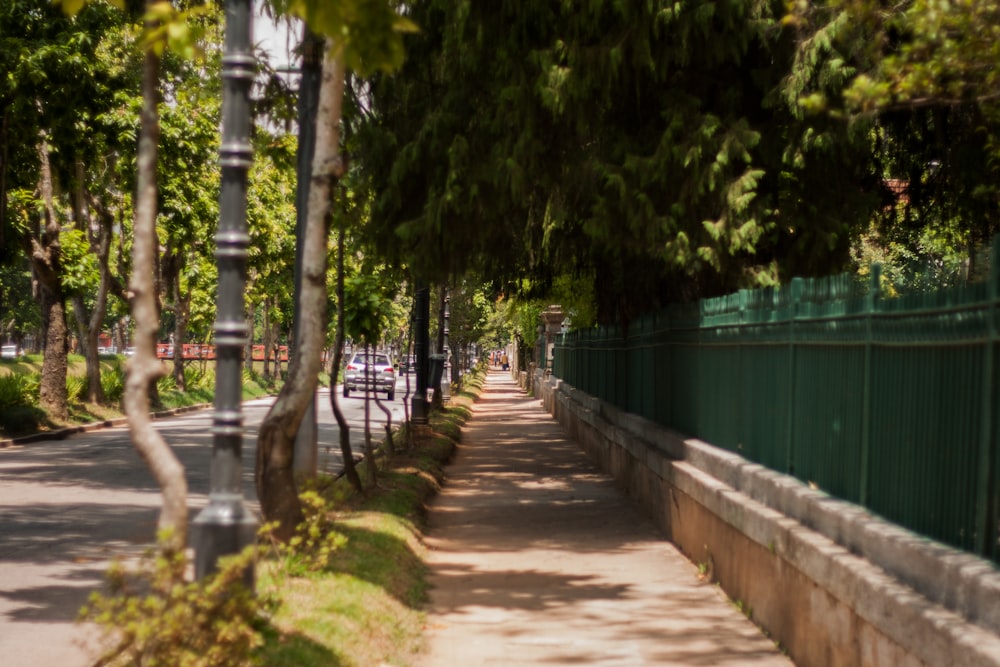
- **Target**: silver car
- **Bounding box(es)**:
[343,351,396,400]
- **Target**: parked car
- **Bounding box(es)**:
[1,344,19,359]
[343,351,396,400]
[400,355,416,374]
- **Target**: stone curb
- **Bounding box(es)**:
[0,403,212,450]
[539,370,1000,667]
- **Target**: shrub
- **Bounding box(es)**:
[0,405,46,436]
[101,364,125,404]
[184,364,215,392]
[156,372,177,394]
[0,373,39,409]
[81,539,275,667]
[66,374,86,404]
[0,374,27,408]
[266,490,347,577]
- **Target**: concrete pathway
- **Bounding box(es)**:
[418,370,794,666]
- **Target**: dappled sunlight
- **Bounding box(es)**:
[420,373,792,665]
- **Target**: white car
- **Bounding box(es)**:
[343,351,396,400]
[1,344,19,358]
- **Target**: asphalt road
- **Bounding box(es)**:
[0,379,410,667]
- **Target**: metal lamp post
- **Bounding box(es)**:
[193,0,257,580]
[411,282,429,423]
[441,288,450,403]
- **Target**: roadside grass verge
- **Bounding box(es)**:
[0,354,282,439]
[256,368,485,667]
[78,365,487,667]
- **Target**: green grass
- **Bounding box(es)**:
[0,353,282,439]
[256,367,482,667]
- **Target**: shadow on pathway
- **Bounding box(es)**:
[418,370,794,666]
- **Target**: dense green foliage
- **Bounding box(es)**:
[788,0,1000,291]
[6,0,999,401]
[353,0,871,323]
[350,0,1000,325]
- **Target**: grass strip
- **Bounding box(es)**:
[257,369,486,667]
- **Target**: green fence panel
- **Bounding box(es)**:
[737,343,792,471]
[551,244,1000,563]
[791,345,865,500]
[696,342,742,451]
[867,345,981,551]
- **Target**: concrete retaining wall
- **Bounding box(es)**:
[535,371,1000,667]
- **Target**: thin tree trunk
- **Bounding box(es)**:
[371,341,395,455]
[71,294,103,399]
[262,299,272,380]
[167,254,190,391]
[244,304,255,374]
[159,251,185,391]
[363,342,375,485]
[69,161,117,404]
[330,227,362,491]
[402,312,413,450]
[124,31,187,554]
[256,41,347,540]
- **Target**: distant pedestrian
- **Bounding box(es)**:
[501,352,509,371]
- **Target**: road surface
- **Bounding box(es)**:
[0,380,409,667]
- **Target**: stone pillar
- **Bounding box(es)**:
[541,305,565,375]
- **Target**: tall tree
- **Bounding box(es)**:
[256,39,345,536]
[124,0,194,553]
[254,0,415,539]
[2,0,129,417]
[359,0,853,324]
[788,0,1000,286]
[158,63,222,389]
[29,131,71,420]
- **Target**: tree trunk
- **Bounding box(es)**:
[160,250,187,391]
[244,304,254,374]
[172,276,190,391]
[262,298,272,381]
[71,294,104,403]
[69,160,117,404]
[39,289,69,420]
[124,32,187,554]
[330,227,362,492]
[28,129,69,422]
[363,343,376,486]
[402,314,413,450]
[256,40,347,541]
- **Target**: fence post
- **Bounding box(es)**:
[785,278,803,474]
[976,238,1000,558]
[859,264,881,507]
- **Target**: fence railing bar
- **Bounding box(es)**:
[552,250,1000,564]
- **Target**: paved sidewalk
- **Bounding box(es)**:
[418,370,794,666]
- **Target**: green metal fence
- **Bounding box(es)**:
[554,254,1000,564]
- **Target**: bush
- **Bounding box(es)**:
[101,364,125,404]
[182,366,215,405]
[184,364,215,392]
[0,373,39,408]
[266,491,348,577]
[156,372,177,395]
[0,404,46,436]
[66,374,86,404]
[81,539,275,667]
